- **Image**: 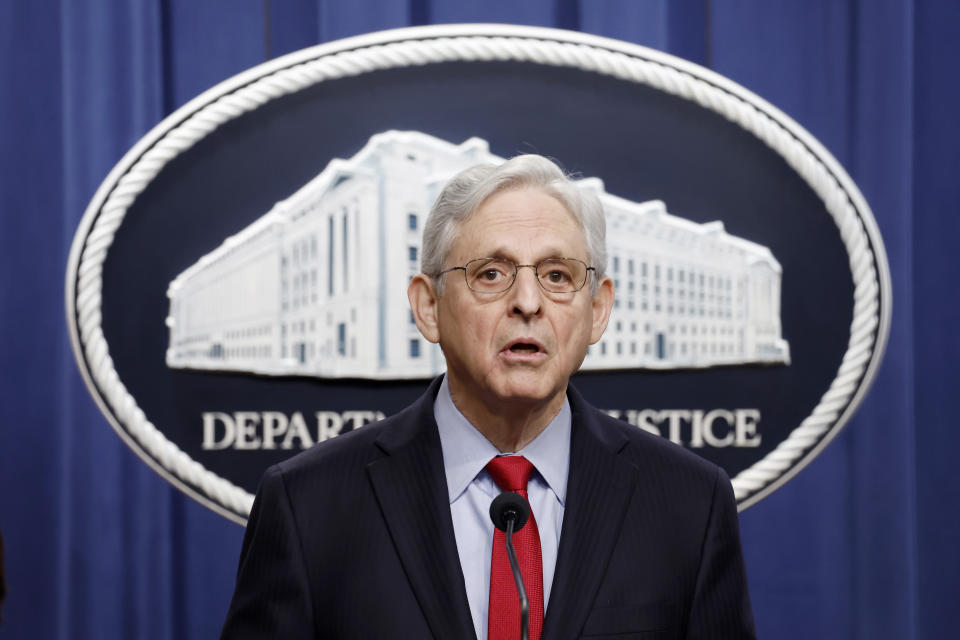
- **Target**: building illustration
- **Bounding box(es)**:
[165,131,789,379]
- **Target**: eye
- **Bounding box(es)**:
[480,268,506,282]
[544,268,572,284]
[467,259,514,290]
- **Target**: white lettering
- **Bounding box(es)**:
[261,411,289,450]
[702,409,735,448]
[690,410,705,448]
[637,409,662,437]
[735,408,762,447]
[316,411,344,442]
[605,407,763,449]
[234,411,262,449]
[342,411,382,430]
[202,412,235,450]
[664,410,691,446]
[283,412,314,449]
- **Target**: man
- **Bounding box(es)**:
[221,155,756,639]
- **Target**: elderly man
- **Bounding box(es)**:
[221,155,756,639]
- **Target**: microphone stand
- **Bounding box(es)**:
[504,513,529,640]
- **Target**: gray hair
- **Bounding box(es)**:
[421,154,607,296]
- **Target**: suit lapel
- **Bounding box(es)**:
[542,387,636,640]
[367,382,477,640]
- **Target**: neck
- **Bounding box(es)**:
[447,379,566,452]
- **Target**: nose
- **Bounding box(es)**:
[509,265,543,318]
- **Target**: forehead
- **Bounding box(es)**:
[452,188,586,260]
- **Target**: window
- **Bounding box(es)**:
[337,323,346,356]
[408,213,418,230]
[410,339,421,358]
[343,211,349,292]
[328,216,335,296]
[409,246,418,262]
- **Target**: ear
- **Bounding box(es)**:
[589,276,615,344]
[408,273,441,344]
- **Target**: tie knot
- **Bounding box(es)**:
[486,455,535,493]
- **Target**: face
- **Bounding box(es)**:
[409,187,614,415]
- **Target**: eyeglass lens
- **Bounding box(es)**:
[463,258,587,293]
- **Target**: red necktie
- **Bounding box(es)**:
[486,456,544,640]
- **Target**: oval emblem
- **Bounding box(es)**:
[66,24,891,522]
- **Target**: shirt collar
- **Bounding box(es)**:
[434,375,571,506]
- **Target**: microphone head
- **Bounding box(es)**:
[489,492,530,532]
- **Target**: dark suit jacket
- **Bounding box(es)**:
[221,378,756,639]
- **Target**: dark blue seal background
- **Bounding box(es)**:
[99,60,853,496]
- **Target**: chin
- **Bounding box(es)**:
[492,374,563,404]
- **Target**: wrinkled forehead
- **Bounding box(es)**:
[451,187,587,260]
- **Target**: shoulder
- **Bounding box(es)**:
[263,379,440,492]
[611,409,720,477]
[570,387,730,502]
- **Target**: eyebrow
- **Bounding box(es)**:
[480,247,576,263]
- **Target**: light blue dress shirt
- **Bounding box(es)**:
[434,375,571,640]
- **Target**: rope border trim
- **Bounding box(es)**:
[65,25,891,521]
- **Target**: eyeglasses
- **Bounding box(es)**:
[438,257,595,294]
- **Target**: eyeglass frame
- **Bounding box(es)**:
[436,256,597,294]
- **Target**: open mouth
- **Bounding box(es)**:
[505,340,543,355]
[510,343,540,354]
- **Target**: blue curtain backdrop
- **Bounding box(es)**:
[1,1,957,638]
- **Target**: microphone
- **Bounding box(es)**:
[490,492,530,532]
[489,492,531,640]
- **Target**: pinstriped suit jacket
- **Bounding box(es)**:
[221,378,756,639]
